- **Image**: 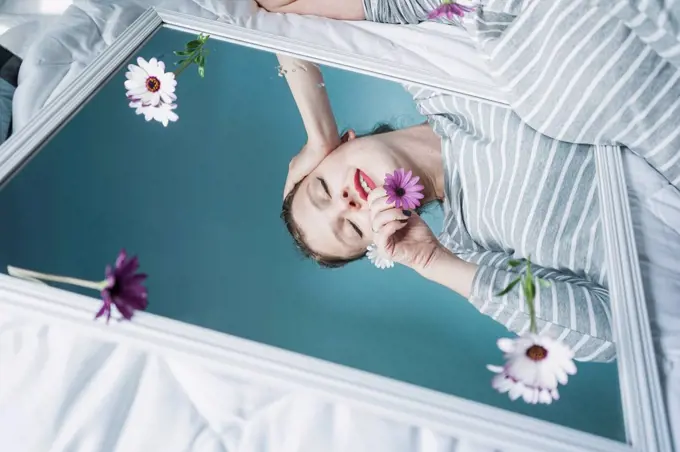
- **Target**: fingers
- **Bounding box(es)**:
[367,186,387,206]
[374,218,409,251]
[371,207,410,233]
[368,187,394,224]
[369,187,415,233]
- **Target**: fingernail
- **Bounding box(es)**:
[402,210,412,217]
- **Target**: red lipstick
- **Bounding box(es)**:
[354,169,377,201]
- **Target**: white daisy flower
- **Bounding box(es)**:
[129,99,179,127]
[487,334,576,405]
[366,243,394,269]
[124,57,177,107]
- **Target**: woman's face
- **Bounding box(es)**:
[291,134,402,260]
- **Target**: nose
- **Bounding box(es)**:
[341,188,361,211]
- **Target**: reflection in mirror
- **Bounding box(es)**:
[0,26,623,440]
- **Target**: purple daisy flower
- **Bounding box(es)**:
[427,1,475,21]
[96,250,148,322]
[384,168,425,210]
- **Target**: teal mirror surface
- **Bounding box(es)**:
[0,27,623,440]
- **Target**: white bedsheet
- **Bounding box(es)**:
[0,0,73,56]
[0,309,502,452]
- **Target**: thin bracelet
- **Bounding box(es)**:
[276,62,325,87]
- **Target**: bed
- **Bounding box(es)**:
[0,1,509,451]
[0,0,678,451]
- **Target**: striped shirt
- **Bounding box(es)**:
[363,0,680,361]
[407,86,615,363]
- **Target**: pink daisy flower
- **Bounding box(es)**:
[427,0,476,21]
[384,168,425,210]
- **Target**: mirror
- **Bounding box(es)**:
[0,26,624,440]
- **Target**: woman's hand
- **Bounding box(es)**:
[283,139,336,199]
[368,187,477,296]
[368,187,444,272]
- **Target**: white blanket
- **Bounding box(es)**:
[2,309,501,452]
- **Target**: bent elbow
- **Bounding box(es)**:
[255,0,295,13]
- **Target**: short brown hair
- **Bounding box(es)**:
[280,123,396,269]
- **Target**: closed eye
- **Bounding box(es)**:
[318,177,331,198]
[348,220,363,238]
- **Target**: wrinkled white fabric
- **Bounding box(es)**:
[0,311,505,452]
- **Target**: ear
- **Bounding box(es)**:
[340,129,356,143]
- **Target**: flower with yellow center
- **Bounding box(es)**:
[124,57,177,107]
[487,334,576,405]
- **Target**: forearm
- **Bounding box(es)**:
[258,0,365,20]
[417,246,477,298]
[277,54,340,148]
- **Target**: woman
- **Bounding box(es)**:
[279,0,680,354]
[270,0,680,441]
[276,53,615,364]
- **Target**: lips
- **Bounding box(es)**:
[354,169,377,201]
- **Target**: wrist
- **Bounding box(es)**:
[416,246,476,298]
[415,244,454,276]
[307,133,341,155]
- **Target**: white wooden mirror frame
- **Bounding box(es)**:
[0,8,672,452]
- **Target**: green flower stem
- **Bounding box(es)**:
[173,54,197,77]
[524,260,538,334]
[525,276,538,334]
[173,36,208,77]
[7,266,106,291]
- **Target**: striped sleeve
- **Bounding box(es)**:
[601,0,680,70]
[460,250,616,363]
[362,0,439,24]
[362,0,531,23]
[472,0,680,189]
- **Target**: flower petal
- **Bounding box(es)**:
[124,80,146,91]
[487,364,504,373]
[94,303,109,320]
[160,91,174,104]
[506,357,540,387]
[159,72,177,87]
[535,364,558,390]
[562,357,577,375]
[538,389,553,405]
[407,185,425,195]
[127,64,146,76]
[137,57,151,72]
[497,337,517,353]
[404,175,420,188]
[508,382,525,401]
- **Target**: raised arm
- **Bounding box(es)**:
[277,54,340,149]
[258,0,365,20]
[419,247,615,363]
[277,54,345,197]
[256,0,438,23]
